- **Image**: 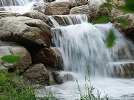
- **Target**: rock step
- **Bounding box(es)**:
[108,62,134,78]
[48,14,87,27]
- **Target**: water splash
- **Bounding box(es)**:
[48,15,134,99]
[52,22,134,77]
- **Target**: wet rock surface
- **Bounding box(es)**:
[113,62,134,78]
[49,14,87,27]
[52,71,75,84]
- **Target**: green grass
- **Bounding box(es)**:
[77,79,108,100]
[0,69,36,100]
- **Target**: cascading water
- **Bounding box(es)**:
[0,0,29,6]
[0,0,46,14]
[52,22,113,77]
[51,15,134,77]
[49,14,88,28]
[0,0,35,14]
[43,14,134,100]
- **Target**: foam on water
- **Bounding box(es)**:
[43,78,134,100]
[49,14,134,99]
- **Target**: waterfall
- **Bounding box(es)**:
[0,0,42,14]
[45,14,134,100]
[0,0,29,6]
[49,14,88,28]
[51,15,134,78]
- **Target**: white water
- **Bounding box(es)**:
[44,15,134,99]
[52,22,134,77]
[42,78,134,100]
[0,0,46,14]
[0,0,29,6]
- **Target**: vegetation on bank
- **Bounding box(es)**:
[77,79,108,100]
[0,56,108,99]
[0,55,57,100]
[0,68,57,100]
[0,55,35,100]
[0,70,33,99]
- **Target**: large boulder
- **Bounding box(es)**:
[45,2,74,15]
[23,63,54,85]
[0,12,20,19]
[34,47,63,70]
[0,41,32,71]
[0,16,51,47]
[70,0,108,20]
[22,11,53,27]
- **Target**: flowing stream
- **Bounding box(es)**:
[43,15,134,100]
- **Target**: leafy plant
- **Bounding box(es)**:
[118,0,134,13]
[101,2,115,9]
[105,29,116,48]
[1,55,22,63]
[91,16,110,24]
